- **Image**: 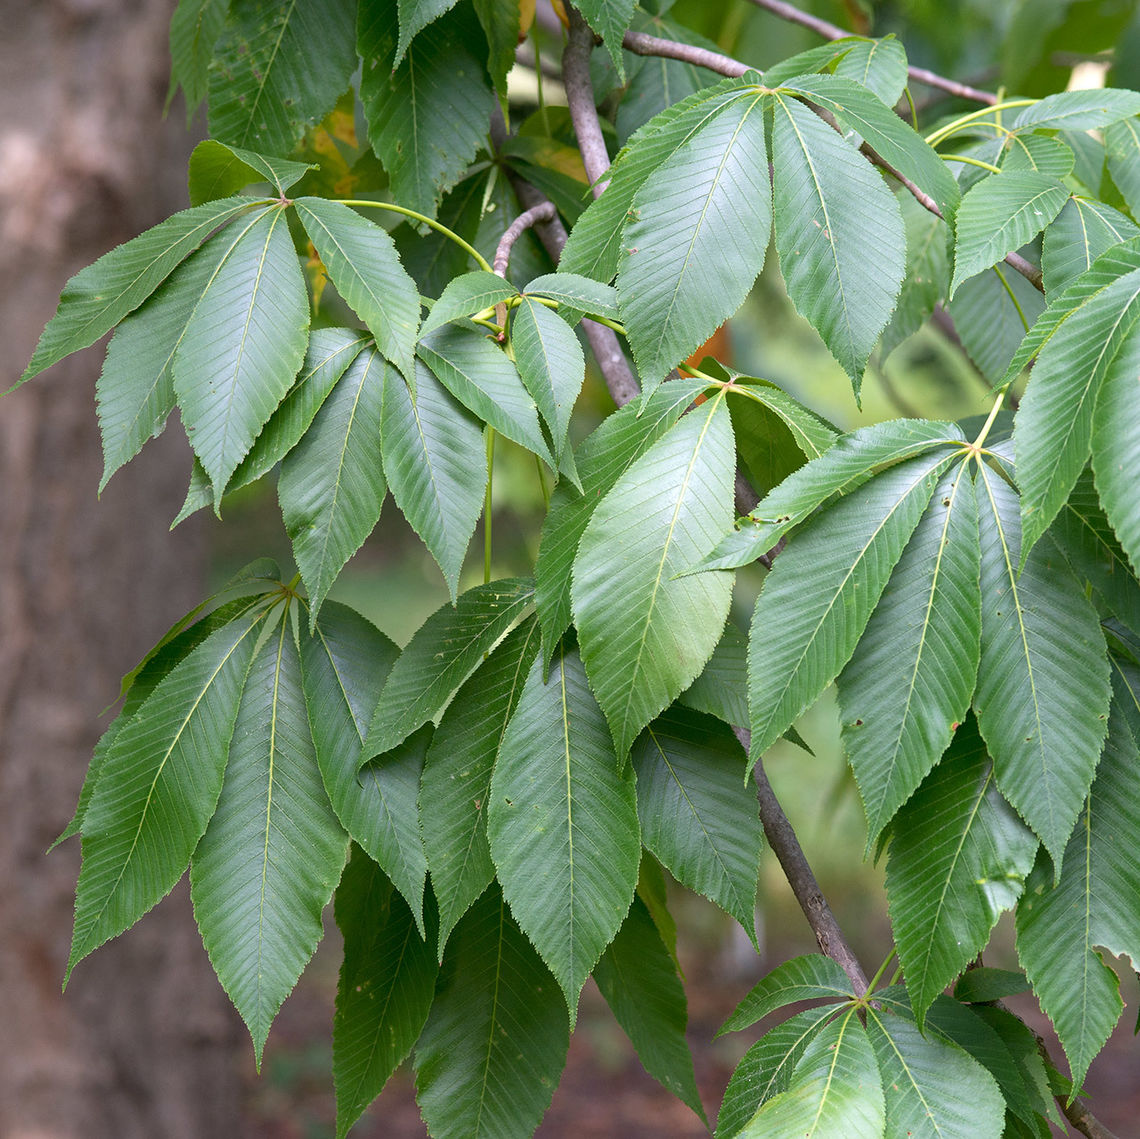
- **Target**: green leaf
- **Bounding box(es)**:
[715,1006,837,1139]
[950,172,1068,295]
[418,325,554,466]
[1012,89,1140,131]
[414,886,569,1139]
[680,620,749,729]
[295,197,421,381]
[632,707,761,941]
[1042,196,1140,295]
[279,346,388,624]
[594,897,706,1120]
[1014,266,1140,559]
[20,196,254,386]
[771,91,906,391]
[420,270,519,338]
[302,603,431,931]
[207,0,357,158]
[1105,118,1140,220]
[954,967,1032,1004]
[96,225,238,492]
[885,716,1039,1025]
[332,847,437,1139]
[575,0,636,78]
[573,396,735,759]
[834,36,908,106]
[559,77,754,282]
[1002,134,1075,179]
[524,273,621,320]
[422,616,541,958]
[619,90,770,392]
[865,1006,1006,1139]
[168,0,228,117]
[472,0,520,96]
[380,360,488,597]
[176,328,370,525]
[1016,698,1140,1088]
[880,194,951,360]
[190,612,348,1063]
[748,450,950,766]
[697,419,962,573]
[971,1005,1062,1129]
[534,377,708,662]
[175,205,310,502]
[365,577,534,759]
[188,139,315,204]
[838,459,981,847]
[1054,472,1140,635]
[973,459,1111,866]
[740,1010,885,1139]
[763,39,861,87]
[1092,324,1140,573]
[395,0,458,63]
[66,606,266,982]
[721,955,855,1036]
[949,264,1046,383]
[778,74,960,222]
[487,644,640,1020]
[358,0,495,219]
[511,298,585,465]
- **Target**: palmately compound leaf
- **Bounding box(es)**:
[886,716,1039,1026]
[771,91,905,394]
[66,604,268,981]
[715,1006,837,1139]
[207,0,357,159]
[96,223,242,492]
[748,450,951,768]
[1013,265,1140,560]
[697,419,963,573]
[593,897,706,1121]
[175,205,310,503]
[720,954,855,1036]
[419,270,518,339]
[865,1005,1005,1139]
[191,609,348,1065]
[20,195,254,387]
[559,77,755,283]
[364,577,534,760]
[573,395,735,759]
[1092,323,1140,574]
[740,1010,885,1139]
[421,616,541,959]
[1016,697,1140,1090]
[838,459,981,847]
[279,345,389,626]
[302,602,428,931]
[358,0,494,219]
[618,89,771,393]
[414,885,569,1139]
[487,644,640,1021]
[294,197,420,382]
[534,377,709,664]
[332,847,436,1139]
[1042,196,1140,296]
[973,460,1111,867]
[380,360,488,598]
[950,172,1068,296]
[631,707,762,942]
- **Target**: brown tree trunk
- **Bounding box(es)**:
[0,2,244,1135]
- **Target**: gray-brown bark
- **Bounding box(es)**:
[0,2,243,1136]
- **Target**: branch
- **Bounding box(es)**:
[736,727,870,995]
[493,201,557,277]
[743,0,997,105]
[563,9,613,196]
[621,30,749,78]
[1061,1097,1121,1139]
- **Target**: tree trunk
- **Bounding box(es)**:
[0,2,244,1135]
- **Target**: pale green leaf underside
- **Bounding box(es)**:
[1042,196,1140,296]
[1092,325,1140,574]
[419,270,518,339]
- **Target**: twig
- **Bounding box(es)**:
[744,0,997,105]
[736,726,870,996]
[563,9,613,196]
[491,201,557,332]
[621,30,750,78]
